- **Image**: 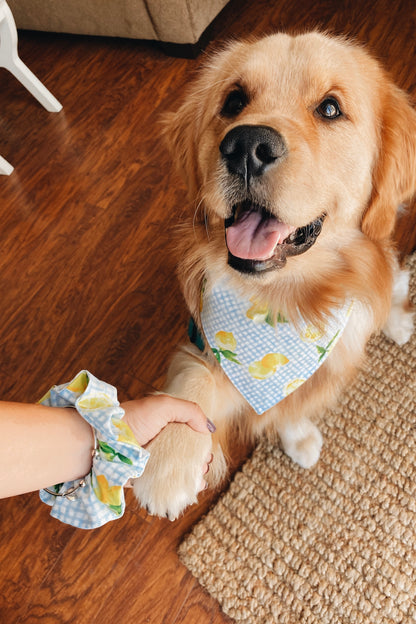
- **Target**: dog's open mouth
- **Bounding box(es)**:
[225,201,326,273]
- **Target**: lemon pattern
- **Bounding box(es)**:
[200,278,353,414]
[212,331,241,364]
[39,370,149,529]
[284,378,307,396]
[92,474,123,516]
[246,299,288,325]
[248,353,289,380]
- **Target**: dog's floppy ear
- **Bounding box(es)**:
[161,92,201,199]
[362,80,416,241]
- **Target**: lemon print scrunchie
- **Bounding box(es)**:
[39,371,149,529]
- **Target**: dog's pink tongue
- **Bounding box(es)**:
[226,211,296,261]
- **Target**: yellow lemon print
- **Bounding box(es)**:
[300,324,325,343]
[246,299,269,323]
[93,474,123,510]
[248,362,276,380]
[284,378,306,395]
[249,352,289,380]
[78,394,114,410]
[261,353,289,368]
[66,371,89,394]
[215,331,237,351]
[113,419,140,446]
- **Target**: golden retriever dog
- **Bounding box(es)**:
[134,31,416,519]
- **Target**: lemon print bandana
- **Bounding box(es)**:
[200,279,353,414]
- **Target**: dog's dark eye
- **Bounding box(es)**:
[316,97,342,120]
[221,88,248,117]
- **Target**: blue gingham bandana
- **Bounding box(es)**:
[200,279,353,414]
[39,371,149,529]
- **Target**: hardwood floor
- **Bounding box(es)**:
[0,1,415,622]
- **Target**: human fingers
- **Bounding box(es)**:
[161,395,216,434]
[122,395,216,447]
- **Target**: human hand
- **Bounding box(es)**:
[122,395,215,491]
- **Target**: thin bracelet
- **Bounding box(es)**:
[43,442,99,500]
[43,480,87,501]
[43,430,98,500]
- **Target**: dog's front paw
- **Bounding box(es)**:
[278,419,323,469]
[133,423,212,520]
[383,308,414,345]
[383,267,415,345]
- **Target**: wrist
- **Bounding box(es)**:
[0,403,95,498]
[121,400,153,447]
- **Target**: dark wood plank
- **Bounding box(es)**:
[0,1,415,623]
[175,583,236,624]
[10,500,153,623]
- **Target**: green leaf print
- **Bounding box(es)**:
[98,440,132,465]
[316,330,340,361]
[108,503,123,516]
[115,453,133,465]
[220,349,242,364]
[212,347,241,365]
[212,348,222,363]
[266,311,288,326]
[98,440,117,460]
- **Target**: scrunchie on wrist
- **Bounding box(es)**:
[39,370,149,529]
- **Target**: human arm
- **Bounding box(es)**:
[0,396,214,499]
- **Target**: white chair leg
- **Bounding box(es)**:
[0,154,13,174]
[0,2,62,112]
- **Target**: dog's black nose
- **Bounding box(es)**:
[220,125,286,183]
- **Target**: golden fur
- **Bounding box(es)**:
[133,32,416,519]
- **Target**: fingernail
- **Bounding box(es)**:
[206,418,216,433]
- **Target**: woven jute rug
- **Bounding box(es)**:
[179,254,416,624]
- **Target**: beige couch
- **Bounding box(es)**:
[8,0,230,47]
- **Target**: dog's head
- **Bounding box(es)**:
[164,31,416,283]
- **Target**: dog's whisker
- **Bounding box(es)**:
[204,206,210,241]
[192,197,204,236]
[192,198,211,242]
